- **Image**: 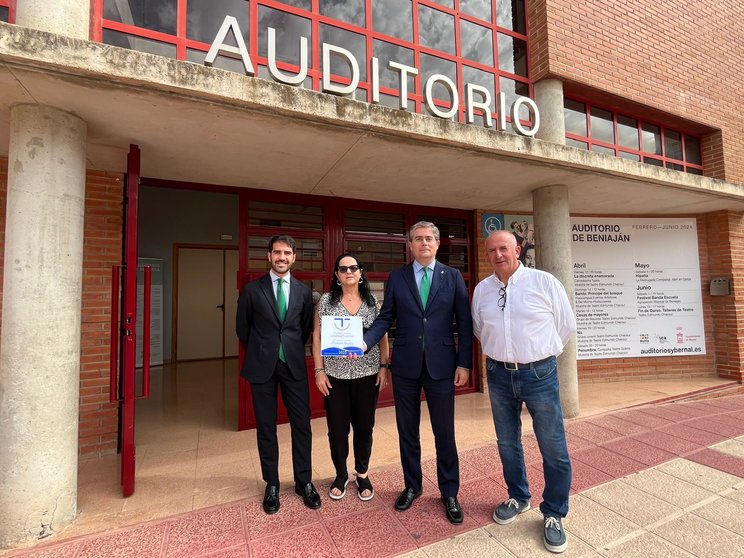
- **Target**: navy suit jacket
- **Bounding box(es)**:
[236,273,313,383]
[363,261,473,380]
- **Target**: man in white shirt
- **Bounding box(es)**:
[471,231,576,554]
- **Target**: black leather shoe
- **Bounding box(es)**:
[394,487,422,511]
[262,485,280,515]
[295,482,321,509]
[442,496,464,524]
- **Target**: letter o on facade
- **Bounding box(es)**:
[510,96,540,137]
[424,74,458,119]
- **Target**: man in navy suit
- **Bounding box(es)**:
[236,235,319,514]
[363,221,473,523]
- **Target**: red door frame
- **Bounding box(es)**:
[140,178,476,432]
[232,188,476,431]
[120,144,141,497]
[236,192,330,430]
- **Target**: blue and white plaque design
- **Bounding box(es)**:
[320,316,364,356]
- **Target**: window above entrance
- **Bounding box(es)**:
[345,209,405,236]
[564,98,704,175]
[247,200,323,231]
[94,0,532,128]
[0,0,14,23]
[247,236,324,271]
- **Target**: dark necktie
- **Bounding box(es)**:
[420,267,431,351]
[276,278,287,362]
[420,266,431,309]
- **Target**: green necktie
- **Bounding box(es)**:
[420,266,431,309]
[276,278,287,362]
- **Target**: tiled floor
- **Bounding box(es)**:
[2,360,741,557]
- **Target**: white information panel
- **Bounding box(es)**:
[571,217,705,360]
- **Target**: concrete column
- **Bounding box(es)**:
[0,105,87,549]
[15,0,90,40]
[532,185,579,418]
[533,79,566,145]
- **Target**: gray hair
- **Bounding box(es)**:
[408,221,440,241]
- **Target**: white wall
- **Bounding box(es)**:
[137,186,239,361]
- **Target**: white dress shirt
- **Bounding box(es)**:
[471,264,576,363]
[269,270,290,304]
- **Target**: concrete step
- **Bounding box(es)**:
[664,382,743,403]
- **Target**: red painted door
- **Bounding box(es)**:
[235,192,477,431]
[120,144,140,496]
[236,193,328,430]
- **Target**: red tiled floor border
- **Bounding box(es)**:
[3,395,744,558]
[685,447,744,479]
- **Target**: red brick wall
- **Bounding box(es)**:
[473,209,737,385]
[0,158,124,459]
[705,211,744,381]
[529,0,744,183]
[79,171,124,459]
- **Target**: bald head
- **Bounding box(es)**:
[487,230,517,248]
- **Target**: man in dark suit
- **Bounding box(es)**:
[363,221,473,524]
[236,235,319,514]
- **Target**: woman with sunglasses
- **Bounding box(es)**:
[312,253,390,501]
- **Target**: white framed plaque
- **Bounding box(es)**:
[320,315,364,356]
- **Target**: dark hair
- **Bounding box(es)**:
[520,243,535,262]
[267,235,297,253]
[329,253,375,307]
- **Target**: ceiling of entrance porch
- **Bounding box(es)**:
[1,61,743,215]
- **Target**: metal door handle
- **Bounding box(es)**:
[216,304,225,310]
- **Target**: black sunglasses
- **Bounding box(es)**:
[337,265,361,273]
[498,286,507,311]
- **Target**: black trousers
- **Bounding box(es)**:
[325,373,380,478]
[393,362,459,497]
[250,360,312,487]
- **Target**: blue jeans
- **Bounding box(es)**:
[486,356,572,517]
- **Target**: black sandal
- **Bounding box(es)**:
[355,474,374,501]
[329,475,349,500]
